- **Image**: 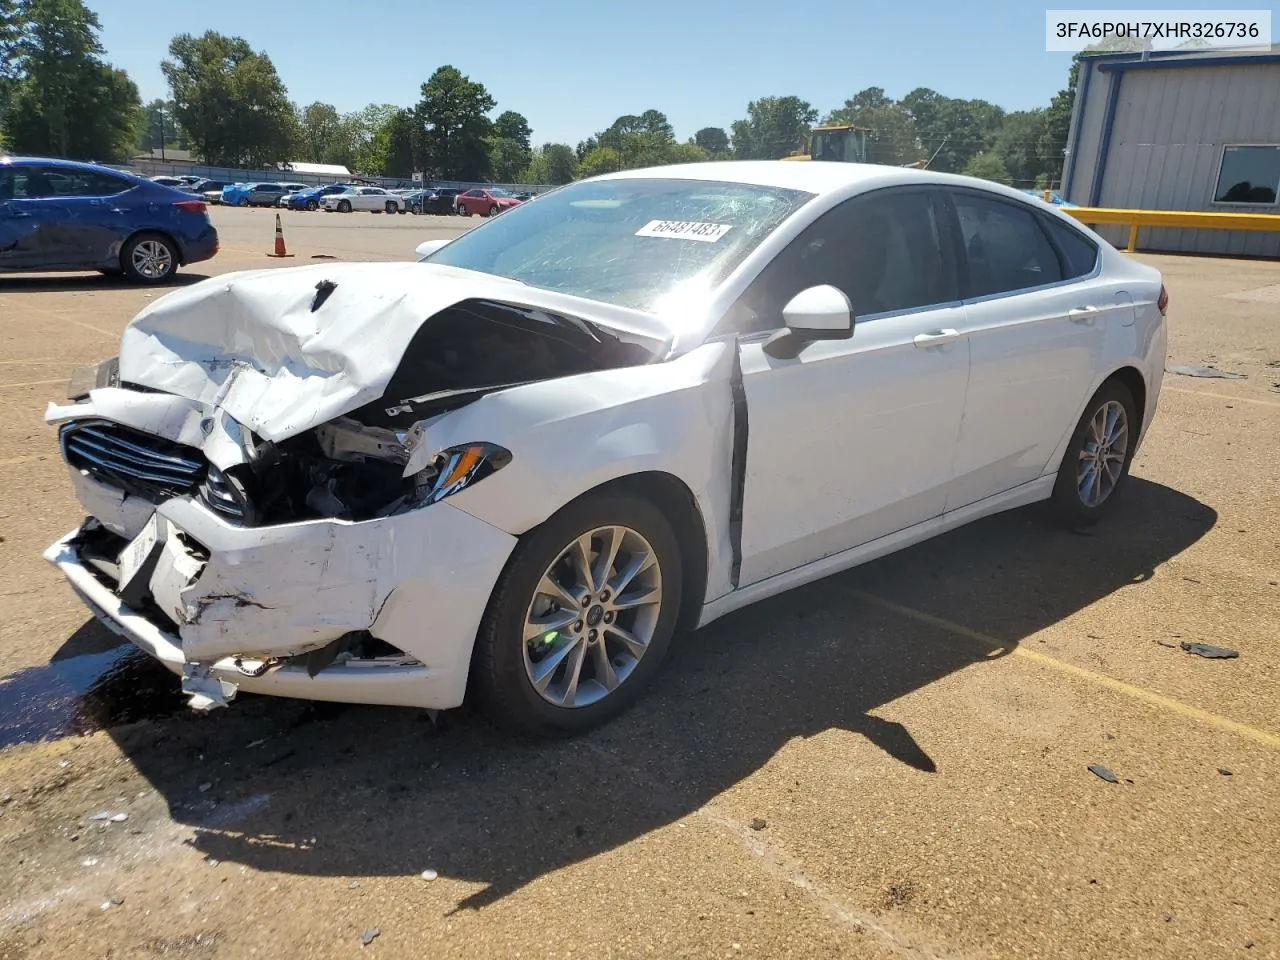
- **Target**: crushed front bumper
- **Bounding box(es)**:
[45,481,518,711]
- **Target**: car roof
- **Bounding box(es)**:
[594,160,1043,205]
[1,156,138,175]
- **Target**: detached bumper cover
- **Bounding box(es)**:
[45,492,518,710]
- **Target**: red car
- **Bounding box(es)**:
[456,187,524,217]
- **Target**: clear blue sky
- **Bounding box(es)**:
[96,0,1086,145]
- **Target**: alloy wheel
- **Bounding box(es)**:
[130,240,173,281]
[1077,400,1129,507]
[522,525,663,709]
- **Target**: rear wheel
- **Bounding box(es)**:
[385,200,398,214]
[471,491,682,736]
[1051,378,1139,528]
[121,233,177,284]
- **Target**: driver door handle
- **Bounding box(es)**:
[913,329,961,349]
[1068,306,1099,324]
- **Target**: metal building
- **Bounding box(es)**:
[1063,45,1280,256]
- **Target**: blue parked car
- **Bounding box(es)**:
[0,156,219,284]
[282,183,354,211]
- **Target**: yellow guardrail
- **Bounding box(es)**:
[1057,203,1280,253]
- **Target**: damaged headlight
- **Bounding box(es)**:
[200,464,253,523]
[420,442,513,505]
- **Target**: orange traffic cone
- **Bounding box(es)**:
[267,213,294,258]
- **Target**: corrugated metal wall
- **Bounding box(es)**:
[1069,60,1280,257]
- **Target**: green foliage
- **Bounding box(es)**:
[298,101,343,163]
[163,31,296,167]
[2,0,142,161]
[415,65,495,181]
[138,99,187,154]
[693,126,731,159]
[488,110,533,182]
[730,96,818,159]
[520,142,577,184]
[962,150,1011,183]
[901,87,1005,173]
[577,145,621,178]
[826,87,919,165]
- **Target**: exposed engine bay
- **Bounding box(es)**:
[60,298,655,528]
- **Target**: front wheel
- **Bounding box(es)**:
[471,492,683,736]
[385,200,398,214]
[1051,379,1139,528]
[305,199,318,211]
[488,204,499,217]
[337,200,352,213]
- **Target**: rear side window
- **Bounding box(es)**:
[951,193,1063,298]
[1041,215,1099,279]
[2,165,130,199]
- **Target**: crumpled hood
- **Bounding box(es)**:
[119,260,671,443]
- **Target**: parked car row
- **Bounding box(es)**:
[147,173,535,217]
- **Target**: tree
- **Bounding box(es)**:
[0,0,20,130]
[488,109,532,182]
[415,65,495,181]
[962,151,1011,183]
[730,96,817,160]
[2,0,142,161]
[901,88,1004,173]
[298,101,342,163]
[163,31,296,167]
[991,108,1050,186]
[349,102,398,172]
[577,146,621,178]
[693,126,731,159]
[520,142,577,184]
[826,89,919,165]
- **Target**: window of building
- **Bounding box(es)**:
[1213,145,1280,205]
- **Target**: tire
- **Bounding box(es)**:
[236,197,248,207]
[488,204,499,217]
[459,204,470,217]
[471,491,684,736]
[1051,378,1139,528]
[385,200,397,214]
[409,203,421,216]
[337,200,351,213]
[120,232,178,284]
[306,199,318,211]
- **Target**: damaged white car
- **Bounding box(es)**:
[44,161,1167,733]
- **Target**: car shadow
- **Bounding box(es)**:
[87,478,1212,906]
[0,272,212,293]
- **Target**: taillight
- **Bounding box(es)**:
[173,199,207,214]
[1157,284,1169,315]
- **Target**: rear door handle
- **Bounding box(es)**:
[913,329,961,349]
[1068,306,1099,324]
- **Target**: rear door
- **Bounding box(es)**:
[940,189,1118,510]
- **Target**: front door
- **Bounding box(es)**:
[727,187,972,586]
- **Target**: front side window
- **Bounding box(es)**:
[721,188,953,333]
[1213,145,1280,205]
[425,177,813,314]
[951,192,1063,298]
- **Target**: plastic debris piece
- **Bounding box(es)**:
[1181,642,1239,659]
[1218,768,1234,776]
[109,813,128,823]
[1088,764,1119,784]
[88,811,112,821]
[1166,365,1247,379]
[361,928,381,947]
[420,869,438,881]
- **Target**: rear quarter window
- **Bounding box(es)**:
[1041,215,1099,279]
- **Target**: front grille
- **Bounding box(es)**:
[60,421,206,502]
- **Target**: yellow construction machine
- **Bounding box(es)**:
[782,125,868,163]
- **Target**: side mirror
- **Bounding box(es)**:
[414,238,450,260]
[763,285,854,359]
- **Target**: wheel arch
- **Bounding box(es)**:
[506,470,711,634]
[1046,363,1150,482]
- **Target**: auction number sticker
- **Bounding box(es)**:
[635,220,733,242]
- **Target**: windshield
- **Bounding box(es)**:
[486,187,513,197]
[425,178,813,313]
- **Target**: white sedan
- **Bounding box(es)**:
[44,161,1167,733]
[321,185,401,214]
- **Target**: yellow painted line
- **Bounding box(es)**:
[1164,386,1280,408]
[853,590,1280,750]
[0,378,66,389]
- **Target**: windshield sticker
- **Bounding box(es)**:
[635,220,733,242]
